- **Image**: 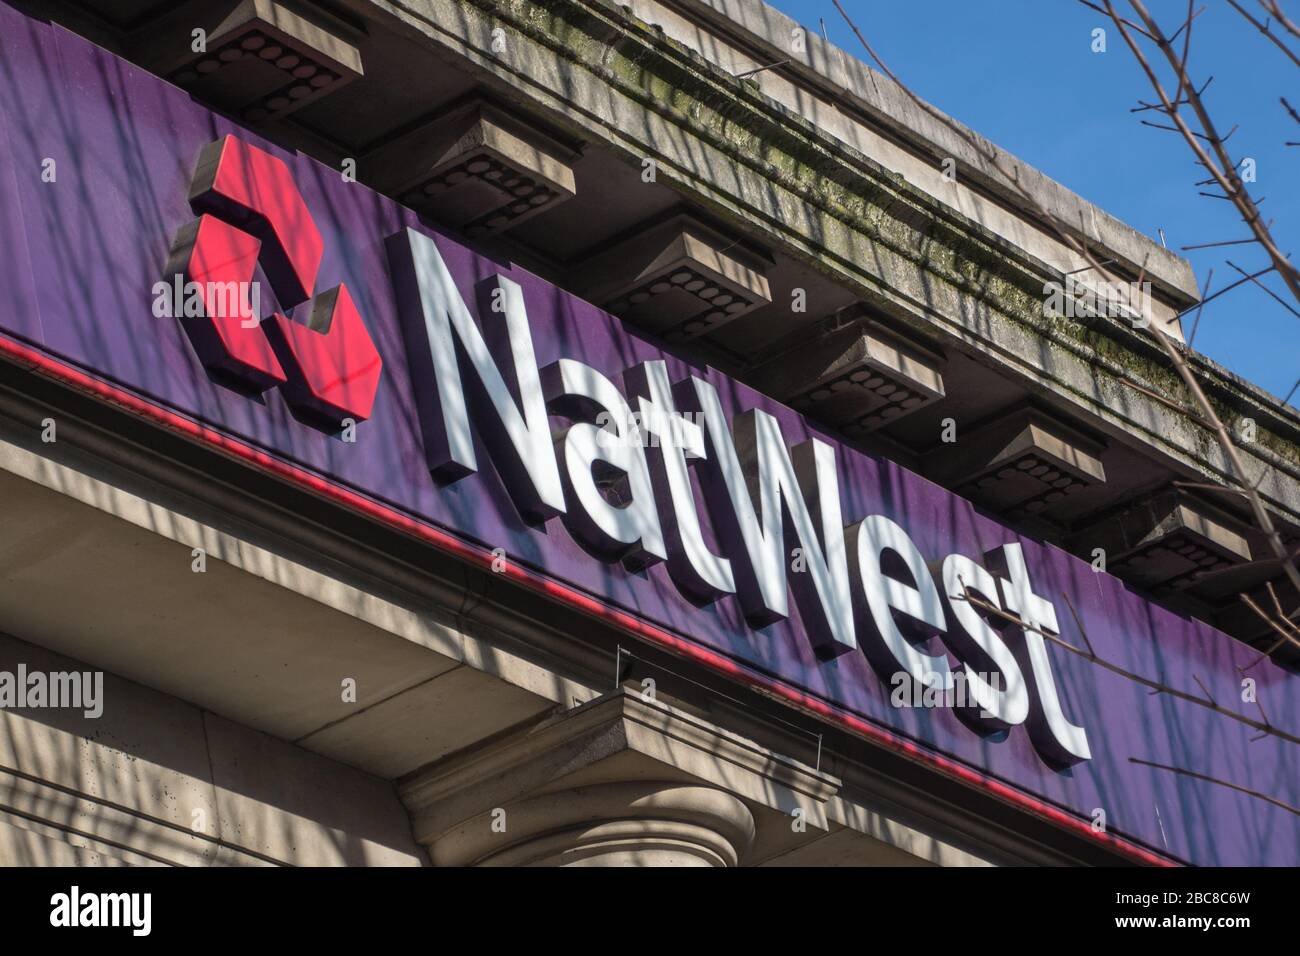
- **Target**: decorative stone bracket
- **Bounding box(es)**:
[366,97,579,238]
[134,0,364,123]
[759,312,945,436]
[928,405,1107,520]
[397,688,839,867]
[573,214,773,343]
[1075,489,1253,594]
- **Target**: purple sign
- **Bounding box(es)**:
[0,3,1295,865]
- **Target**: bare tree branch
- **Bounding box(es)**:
[1260,0,1300,42]
[1226,0,1300,67]
[1120,1,1300,299]
[830,0,1300,616]
[950,585,1300,746]
[1131,756,1300,814]
[1107,0,1300,598]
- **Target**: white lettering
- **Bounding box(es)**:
[390,228,564,523]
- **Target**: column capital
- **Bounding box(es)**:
[432,781,755,866]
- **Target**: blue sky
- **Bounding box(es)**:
[769,0,1299,406]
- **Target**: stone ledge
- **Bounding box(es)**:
[362,0,1300,531]
[675,0,1197,301]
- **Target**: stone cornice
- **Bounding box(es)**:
[365,0,1300,524]
[675,0,1197,299]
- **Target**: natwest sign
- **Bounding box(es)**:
[156,137,1092,769]
[386,226,1091,768]
[1,4,1295,865]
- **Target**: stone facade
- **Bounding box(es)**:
[1,0,1296,866]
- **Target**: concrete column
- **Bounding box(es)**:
[431,782,756,867]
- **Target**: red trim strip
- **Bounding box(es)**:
[0,336,1180,867]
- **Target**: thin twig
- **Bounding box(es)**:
[1261,0,1300,41]
[951,586,1300,746]
[1226,259,1300,320]
[831,0,1300,692]
[1226,0,1300,67]
[1131,756,1300,815]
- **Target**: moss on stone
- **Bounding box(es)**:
[465,0,1300,484]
